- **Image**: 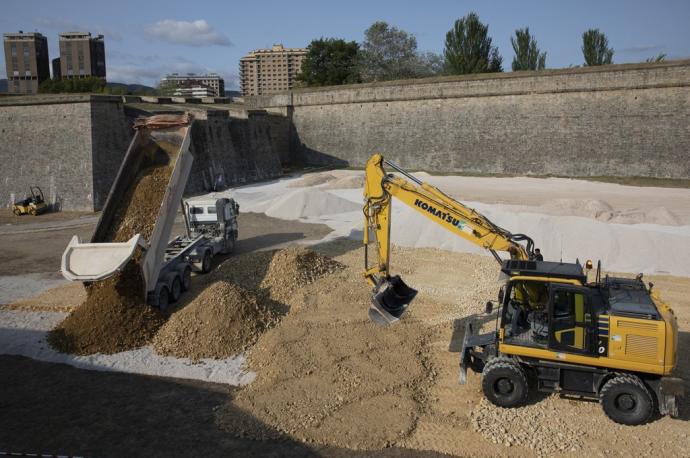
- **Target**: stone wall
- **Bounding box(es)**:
[185,110,283,194]
[1,95,100,211]
[0,95,283,211]
[257,60,690,179]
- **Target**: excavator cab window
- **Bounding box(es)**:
[502,280,549,348]
[548,287,594,355]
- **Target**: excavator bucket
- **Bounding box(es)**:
[369,275,418,325]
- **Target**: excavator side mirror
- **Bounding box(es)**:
[485,301,494,315]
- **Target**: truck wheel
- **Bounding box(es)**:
[180,265,192,291]
[600,375,653,425]
[201,250,212,273]
[170,275,182,302]
[156,285,170,312]
[481,357,529,408]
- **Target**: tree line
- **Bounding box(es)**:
[297,12,641,87]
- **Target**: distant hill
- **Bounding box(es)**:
[225,90,241,98]
[106,82,157,95]
[0,79,7,93]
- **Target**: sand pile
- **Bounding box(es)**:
[47,259,165,354]
[152,281,279,361]
[322,174,365,190]
[287,172,337,188]
[49,159,174,355]
[265,189,361,219]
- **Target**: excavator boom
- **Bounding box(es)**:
[363,154,535,324]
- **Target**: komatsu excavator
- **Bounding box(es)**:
[363,154,683,425]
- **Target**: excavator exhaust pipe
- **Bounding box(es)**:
[369,275,418,325]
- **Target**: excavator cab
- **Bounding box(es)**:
[369,275,418,325]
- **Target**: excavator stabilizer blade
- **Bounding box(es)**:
[369,275,418,325]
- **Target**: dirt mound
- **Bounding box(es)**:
[152,281,279,361]
[287,173,337,188]
[47,259,165,354]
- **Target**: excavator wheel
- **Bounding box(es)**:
[599,374,654,425]
[481,357,529,408]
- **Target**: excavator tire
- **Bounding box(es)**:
[481,356,529,408]
[600,374,653,425]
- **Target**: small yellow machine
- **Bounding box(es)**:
[363,154,683,424]
[12,186,48,216]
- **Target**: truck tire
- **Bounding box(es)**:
[201,250,212,273]
[179,265,192,291]
[481,357,529,408]
[156,285,170,312]
[600,374,653,425]
[170,275,182,302]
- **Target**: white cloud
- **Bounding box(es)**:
[145,19,231,47]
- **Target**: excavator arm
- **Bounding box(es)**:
[363,154,535,324]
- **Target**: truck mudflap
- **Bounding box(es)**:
[657,376,684,418]
[458,322,497,385]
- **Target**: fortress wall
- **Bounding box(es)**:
[258,60,690,179]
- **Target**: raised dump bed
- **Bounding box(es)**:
[62,114,195,304]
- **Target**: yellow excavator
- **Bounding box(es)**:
[363,154,683,425]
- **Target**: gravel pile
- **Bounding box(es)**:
[49,155,174,355]
[259,247,344,302]
[47,258,165,354]
[152,281,279,361]
[470,396,584,454]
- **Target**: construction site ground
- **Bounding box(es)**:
[1,177,689,457]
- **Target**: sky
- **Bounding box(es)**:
[2,0,689,90]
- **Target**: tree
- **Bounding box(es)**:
[359,21,422,81]
[296,38,361,87]
[582,29,613,66]
[646,53,666,63]
[38,76,106,94]
[511,27,546,71]
[443,12,502,74]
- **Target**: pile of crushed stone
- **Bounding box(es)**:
[211,247,344,302]
[49,156,174,355]
[260,247,344,302]
[152,281,279,361]
[47,259,165,354]
[286,172,337,188]
[215,267,435,450]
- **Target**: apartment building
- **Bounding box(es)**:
[239,44,307,96]
[3,31,50,94]
[58,32,106,79]
[160,73,225,97]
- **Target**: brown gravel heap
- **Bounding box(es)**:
[49,159,174,355]
[259,247,344,302]
[48,258,165,354]
[152,281,279,361]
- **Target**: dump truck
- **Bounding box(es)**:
[362,153,683,425]
[61,114,238,310]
